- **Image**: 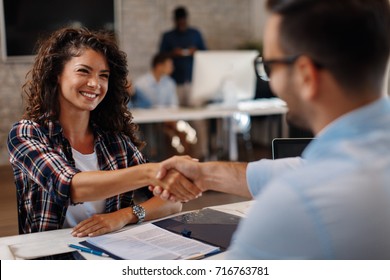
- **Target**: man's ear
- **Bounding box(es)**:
[294,55,320,101]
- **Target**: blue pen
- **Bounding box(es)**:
[68,244,109,257]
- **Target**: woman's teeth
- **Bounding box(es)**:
[80,91,97,98]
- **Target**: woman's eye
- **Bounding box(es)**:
[100,74,109,79]
[77,68,89,74]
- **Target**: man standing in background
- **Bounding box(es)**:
[159,6,206,106]
[159,6,209,161]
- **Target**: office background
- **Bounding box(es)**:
[0,0,268,237]
[0,0,389,237]
[1,0,389,165]
[0,0,267,165]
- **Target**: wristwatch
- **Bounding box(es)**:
[132,204,146,224]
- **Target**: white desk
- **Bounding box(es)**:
[0,201,253,260]
[131,98,288,161]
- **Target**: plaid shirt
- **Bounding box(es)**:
[7,119,146,234]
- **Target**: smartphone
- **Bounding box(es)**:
[31,250,85,260]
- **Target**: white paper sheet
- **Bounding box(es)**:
[86,223,220,260]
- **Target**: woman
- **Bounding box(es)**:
[7,27,191,237]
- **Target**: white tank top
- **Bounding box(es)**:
[63,148,106,228]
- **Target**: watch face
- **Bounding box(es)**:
[133,205,145,223]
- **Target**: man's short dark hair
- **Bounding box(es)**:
[151,53,171,68]
[266,0,390,91]
[174,6,188,20]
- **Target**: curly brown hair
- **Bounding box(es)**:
[23,27,144,149]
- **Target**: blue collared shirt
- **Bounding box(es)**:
[228,97,390,259]
[134,72,178,108]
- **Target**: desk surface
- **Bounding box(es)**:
[0,201,253,260]
[131,98,287,161]
[131,98,287,123]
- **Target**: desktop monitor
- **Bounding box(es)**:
[189,50,259,107]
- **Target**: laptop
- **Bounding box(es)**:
[272,138,313,159]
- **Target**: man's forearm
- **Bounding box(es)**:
[199,162,252,198]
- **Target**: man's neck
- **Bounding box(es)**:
[312,92,382,135]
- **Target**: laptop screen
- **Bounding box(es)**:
[272,138,313,159]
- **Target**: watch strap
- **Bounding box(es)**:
[132,204,146,224]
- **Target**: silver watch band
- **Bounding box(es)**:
[132,204,146,224]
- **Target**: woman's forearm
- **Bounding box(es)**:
[70,163,160,203]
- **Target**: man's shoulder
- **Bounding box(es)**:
[135,72,153,86]
[188,27,202,33]
[161,75,176,85]
[162,29,176,37]
[163,27,202,36]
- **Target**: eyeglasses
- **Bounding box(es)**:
[254,55,300,82]
[254,55,323,82]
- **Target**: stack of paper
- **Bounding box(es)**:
[85,223,220,260]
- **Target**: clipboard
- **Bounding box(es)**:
[153,208,241,250]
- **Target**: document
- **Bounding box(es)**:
[85,223,220,260]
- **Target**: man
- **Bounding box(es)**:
[159,6,209,160]
[131,53,183,160]
[133,53,178,108]
[153,0,390,259]
[159,6,206,106]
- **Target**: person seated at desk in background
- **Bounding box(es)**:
[151,0,390,259]
[133,53,178,109]
[7,27,191,237]
[130,53,195,160]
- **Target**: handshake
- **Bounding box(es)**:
[149,156,204,202]
[149,156,250,202]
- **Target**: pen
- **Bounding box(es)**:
[68,244,109,257]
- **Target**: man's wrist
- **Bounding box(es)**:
[198,162,210,192]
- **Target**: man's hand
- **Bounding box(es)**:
[157,168,202,202]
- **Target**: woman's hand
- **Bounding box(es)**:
[71,210,128,237]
